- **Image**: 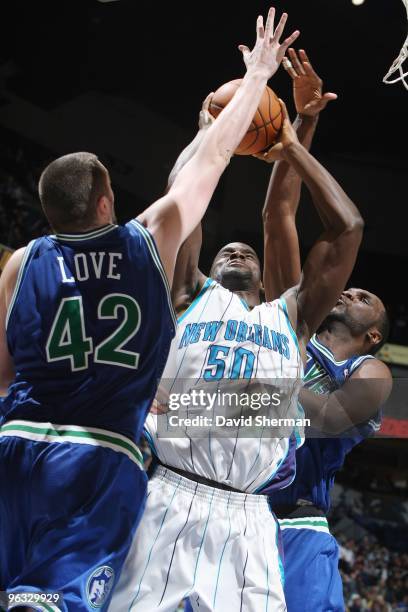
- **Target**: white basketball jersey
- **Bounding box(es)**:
[145,278,304,493]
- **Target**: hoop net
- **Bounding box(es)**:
[383,0,408,89]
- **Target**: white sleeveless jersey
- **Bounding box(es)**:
[145,278,304,493]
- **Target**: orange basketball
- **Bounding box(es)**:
[209,79,282,155]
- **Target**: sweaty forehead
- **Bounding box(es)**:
[348,288,384,311]
[219,243,258,257]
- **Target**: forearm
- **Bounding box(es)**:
[300,388,353,434]
[263,114,319,222]
[166,129,207,193]
[203,68,270,165]
[283,143,362,232]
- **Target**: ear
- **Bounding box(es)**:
[366,327,382,349]
[97,194,111,215]
[95,194,113,224]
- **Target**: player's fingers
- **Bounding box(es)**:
[278,97,290,122]
[272,11,288,42]
[282,56,298,80]
[238,45,251,64]
[299,48,312,66]
[302,60,322,83]
[256,15,265,40]
[202,92,214,112]
[288,48,306,76]
[279,30,300,55]
[253,148,279,162]
[264,7,275,41]
[318,93,338,110]
[323,92,338,101]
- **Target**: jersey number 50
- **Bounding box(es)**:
[46,294,141,371]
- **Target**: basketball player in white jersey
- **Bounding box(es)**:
[109,33,365,612]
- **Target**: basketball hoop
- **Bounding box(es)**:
[383,0,408,89]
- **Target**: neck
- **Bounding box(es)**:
[317,321,364,360]
[226,287,260,309]
[215,272,261,308]
[55,221,113,234]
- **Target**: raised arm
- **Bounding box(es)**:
[262,49,337,300]
[137,8,300,286]
[165,97,214,311]
[260,101,363,346]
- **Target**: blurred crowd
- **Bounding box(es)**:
[339,536,408,611]
[0,128,49,249]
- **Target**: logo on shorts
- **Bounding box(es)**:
[86,565,115,608]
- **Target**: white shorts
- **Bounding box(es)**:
[109,465,286,612]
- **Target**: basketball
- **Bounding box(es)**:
[209,79,282,155]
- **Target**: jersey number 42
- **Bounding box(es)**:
[46,294,141,371]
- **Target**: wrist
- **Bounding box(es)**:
[281,141,304,161]
[244,65,271,82]
[297,113,319,125]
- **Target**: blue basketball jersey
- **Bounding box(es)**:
[269,334,381,513]
[2,220,176,443]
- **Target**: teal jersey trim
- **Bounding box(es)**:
[177,277,214,324]
[279,297,301,356]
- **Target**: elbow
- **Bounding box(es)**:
[342,212,364,243]
[347,207,364,233]
[351,214,364,233]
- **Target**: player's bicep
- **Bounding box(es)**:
[349,359,393,408]
[296,226,363,341]
[325,360,392,432]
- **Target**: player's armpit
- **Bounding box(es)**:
[300,359,392,435]
[171,224,207,314]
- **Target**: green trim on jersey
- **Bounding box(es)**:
[131,219,177,330]
[5,240,35,330]
[52,224,118,242]
[0,420,144,469]
[278,516,330,533]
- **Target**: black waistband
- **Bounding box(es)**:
[157,461,243,493]
[272,504,326,519]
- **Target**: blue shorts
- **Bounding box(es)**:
[279,520,344,612]
[0,424,147,611]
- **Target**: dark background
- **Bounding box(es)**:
[0,0,407,333]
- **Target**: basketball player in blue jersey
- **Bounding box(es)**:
[262,49,393,612]
[0,8,301,610]
[109,50,366,612]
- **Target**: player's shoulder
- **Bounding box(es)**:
[1,246,27,283]
[0,246,29,309]
[349,354,391,380]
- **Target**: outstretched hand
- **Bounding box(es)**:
[282,49,337,117]
[238,7,300,81]
[253,98,299,163]
[198,92,215,130]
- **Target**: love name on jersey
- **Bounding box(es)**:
[57,252,123,283]
[179,319,290,360]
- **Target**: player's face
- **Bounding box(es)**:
[210,243,261,287]
[330,288,384,330]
